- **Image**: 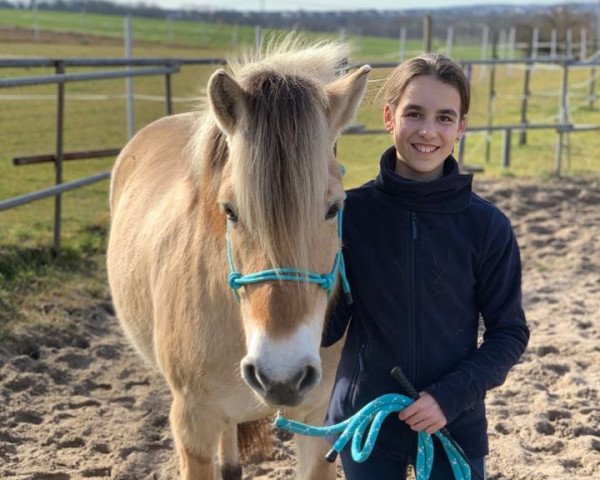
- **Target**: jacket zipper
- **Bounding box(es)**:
[409,211,418,384]
[412,213,419,241]
[407,211,419,459]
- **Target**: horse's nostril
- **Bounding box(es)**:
[296,365,320,394]
[242,361,268,394]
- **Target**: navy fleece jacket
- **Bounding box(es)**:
[322,147,529,461]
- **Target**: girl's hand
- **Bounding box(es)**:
[398,392,447,434]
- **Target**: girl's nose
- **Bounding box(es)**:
[418,119,437,138]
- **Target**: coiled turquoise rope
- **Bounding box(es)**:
[275,393,471,480]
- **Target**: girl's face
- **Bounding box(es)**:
[383,75,467,181]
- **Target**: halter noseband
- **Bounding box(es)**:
[226,209,352,304]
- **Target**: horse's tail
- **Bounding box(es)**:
[218,419,273,479]
[238,418,273,463]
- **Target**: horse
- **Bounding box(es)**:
[106,37,370,480]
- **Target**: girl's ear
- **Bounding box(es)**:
[383,104,395,134]
[457,114,468,140]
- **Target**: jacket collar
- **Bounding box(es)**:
[373,146,473,213]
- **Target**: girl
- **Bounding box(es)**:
[322,54,529,479]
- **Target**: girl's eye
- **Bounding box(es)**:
[404,111,420,118]
[223,204,238,222]
[439,115,454,123]
[325,204,340,220]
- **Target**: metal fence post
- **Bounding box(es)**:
[165,70,173,115]
[590,67,596,110]
[502,128,512,168]
[458,134,466,168]
[519,60,532,145]
[458,62,473,170]
[485,32,498,163]
[53,60,65,256]
[125,16,135,139]
[554,63,569,176]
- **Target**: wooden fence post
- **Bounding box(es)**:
[551,29,557,59]
[480,25,489,82]
[255,25,262,59]
[446,26,454,58]
[399,27,406,62]
[423,15,432,53]
[507,26,516,75]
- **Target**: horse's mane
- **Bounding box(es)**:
[192,36,349,272]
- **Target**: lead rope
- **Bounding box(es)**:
[275,393,471,480]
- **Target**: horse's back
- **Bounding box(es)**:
[110,112,197,212]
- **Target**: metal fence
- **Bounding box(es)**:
[0,57,226,255]
[1,56,599,254]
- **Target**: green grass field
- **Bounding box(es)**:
[0,8,498,60]
[0,11,599,336]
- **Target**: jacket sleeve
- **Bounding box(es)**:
[321,286,354,347]
[425,211,530,424]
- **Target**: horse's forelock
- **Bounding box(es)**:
[233,70,330,272]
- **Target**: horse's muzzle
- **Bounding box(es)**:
[241,358,321,407]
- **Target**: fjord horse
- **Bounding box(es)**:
[107,38,370,479]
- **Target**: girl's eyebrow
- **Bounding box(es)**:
[403,104,423,111]
[403,104,458,117]
[439,108,458,117]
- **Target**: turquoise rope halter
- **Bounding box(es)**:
[275,393,471,480]
[226,209,352,302]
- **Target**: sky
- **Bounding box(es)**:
[107,0,594,13]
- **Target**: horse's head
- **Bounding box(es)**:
[207,45,370,407]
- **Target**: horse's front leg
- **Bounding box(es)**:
[170,392,223,480]
[218,422,242,480]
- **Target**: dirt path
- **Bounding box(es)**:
[1,177,599,479]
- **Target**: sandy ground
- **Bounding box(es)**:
[0,176,599,480]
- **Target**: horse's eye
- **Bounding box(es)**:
[325,203,340,221]
[222,204,238,222]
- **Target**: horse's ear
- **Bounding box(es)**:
[325,65,371,140]
[208,69,247,136]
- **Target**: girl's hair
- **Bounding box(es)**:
[382,53,470,118]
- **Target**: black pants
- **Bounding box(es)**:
[340,449,486,480]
